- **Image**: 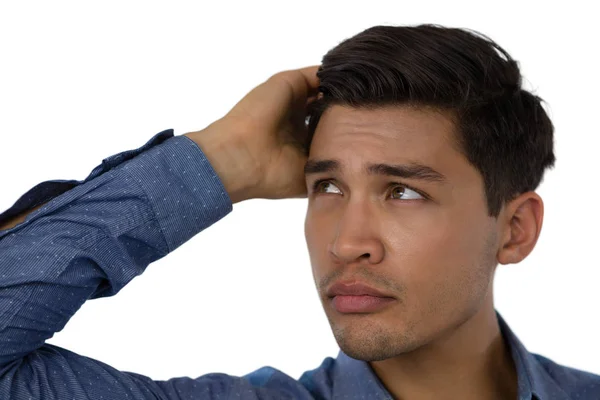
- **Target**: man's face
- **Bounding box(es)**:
[304,105,500,361]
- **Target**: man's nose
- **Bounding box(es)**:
[327,204,384,265]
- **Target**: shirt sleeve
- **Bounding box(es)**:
[0,130,306,399]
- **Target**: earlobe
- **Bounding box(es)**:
[497,192,544,265]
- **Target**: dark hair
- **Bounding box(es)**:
[305,24,555,217]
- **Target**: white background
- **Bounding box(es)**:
[1,0,598,382]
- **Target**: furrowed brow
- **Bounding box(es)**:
[366,163,447,183]
[304,159,340,176]
[304,159,446,183]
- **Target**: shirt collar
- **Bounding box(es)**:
[495,310,570,400]
[332,310,570,400]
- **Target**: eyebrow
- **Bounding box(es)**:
[304,159,447,183]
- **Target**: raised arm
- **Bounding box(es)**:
[0,66,321,399]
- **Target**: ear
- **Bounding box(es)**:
[497,192,544,265]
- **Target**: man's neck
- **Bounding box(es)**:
[369,296,518,400]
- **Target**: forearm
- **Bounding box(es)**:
[0,131,233,367]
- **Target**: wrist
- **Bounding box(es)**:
[184,123,260,204]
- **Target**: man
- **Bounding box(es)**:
[0,24,598,400]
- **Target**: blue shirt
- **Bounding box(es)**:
[1,130,599,400]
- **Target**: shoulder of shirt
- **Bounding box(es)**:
[242,357,337,400]
[532,352,600,396]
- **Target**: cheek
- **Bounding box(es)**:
[386,209,490,300]
[304,208,330,275]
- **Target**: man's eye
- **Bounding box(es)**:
[389,185,423,200]
[313,180,342,194]
[312,180,424,200]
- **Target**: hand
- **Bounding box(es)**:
[185,65,320,203]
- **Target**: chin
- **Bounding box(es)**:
[328,314,420,362]
[339,341,397,362]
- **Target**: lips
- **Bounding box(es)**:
[326,281,396,314]
[325,281,393,298]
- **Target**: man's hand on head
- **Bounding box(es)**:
[185,65,320,204]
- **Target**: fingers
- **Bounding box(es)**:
[306,94,319,105]
[296,65,321,96]
[226,65,321,124]
[268,65,321,106]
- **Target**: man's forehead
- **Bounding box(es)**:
[312,105,458,158]
[307,105,474,186]
[316,104,456,134]
[311,104,459,155]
